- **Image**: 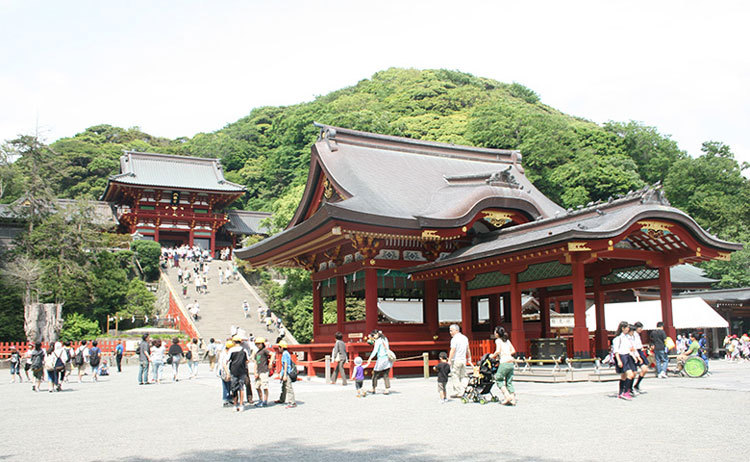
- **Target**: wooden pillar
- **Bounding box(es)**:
[470,297,479,331]
[659,266,677,340]
[488,294,501,331]
[312,280,322,341]
[510,273,525,355]
[538,288,550,339]
[189,227,194,247]
[571,259,590,358]
[593,277,608,357]
[209,230,216,258]
[153,227,159,243]
[423,279,439,337]
[336,275,346,335]
[459,279,474,340]
[502,293,511,323]
[365,268,378,335]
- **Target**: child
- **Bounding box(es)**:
[99,359,110,376]
[9,346,22,383]
[352,356,365,397]
[434,352,450,403]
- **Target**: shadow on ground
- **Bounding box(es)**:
[108,440,565,462]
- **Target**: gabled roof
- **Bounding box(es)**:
[101,151,245,199]
[669,264,717,286]
[407,186,742,273]
[225,210,272,235]
[676,287,750,303]
[289,124,564,229]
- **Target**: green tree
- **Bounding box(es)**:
[131,240,162,281]
[59,312,101,342]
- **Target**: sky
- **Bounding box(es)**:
[1,0,749,165]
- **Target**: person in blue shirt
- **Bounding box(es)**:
[279,342,296,408]
[115,341,124,373]
[698,332,710,375]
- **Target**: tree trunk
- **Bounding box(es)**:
[24,302,63,343]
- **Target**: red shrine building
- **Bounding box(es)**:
[101,151,269,254]
[236,125,742,358]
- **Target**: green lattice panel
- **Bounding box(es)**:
[518,261,572,283]
[602,266,658,286]
[467,271,511,291]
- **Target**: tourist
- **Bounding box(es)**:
[23,345,33,381]
[265,316,273,332]
[194,274,201,294]
[613,321,636,400]
[447,324,471,397]
[228,336,249,412]
[491,326,517,405]
[631,322,649,394]
[650,321,668,379]
[219,266,224,285]
[330,332,348,385]
[206,338,220,371]
[365,330,393,395]
[54,342,69,385]
[257,306,264,323]
[188,338,200,378]
[279,341,297,408]
[168,337,184,381]
[114,341,123,373]
[44,345,61,392]
[434,352,450,403]
[30,342,45,392]
[75,340,90,383]
[150,339,166,383]
[243,300,250,319]
[225,267,232,284]
[9,346,22,383]
[352,356,366,397]
[218,339,234,407]
[698,332,711,374]
[276,324,286,344]
[202,275,209,294]
[138,334,151,385]
[62,341,74,383]
[253,337,273,407]
[240,333,257,405]
[177,267,183,284]
[675,332,702,375]
[89,340,102,382]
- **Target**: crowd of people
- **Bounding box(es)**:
[136,335,201,384]
[724,333,750,361]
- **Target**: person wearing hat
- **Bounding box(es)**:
[253,337,274,407]
[218,339,234,407]
[228,336,250,412]
[279,341,296,408]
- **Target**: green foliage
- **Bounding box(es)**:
[131,240,162,281]
[118,278,157,317]
[508,82,540,104]
[0,278,24,341]
[59,312,101,342]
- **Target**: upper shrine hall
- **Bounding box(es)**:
[236,124,742,358]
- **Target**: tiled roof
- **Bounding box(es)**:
[224,210,272,235]
[107,151,246,193]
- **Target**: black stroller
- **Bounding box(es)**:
[461,353,500,404]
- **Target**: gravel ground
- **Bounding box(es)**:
[2,361,748,461]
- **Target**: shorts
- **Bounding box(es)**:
[437,382,447,394]
[10,363,19,374]
[24,363,31,372]
[355,380,363,390]
[615,354,636,373]
[230,374,247,394]
[32,368,43,380]
[255,372,269,389]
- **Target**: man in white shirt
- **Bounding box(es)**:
[448,324,472,397]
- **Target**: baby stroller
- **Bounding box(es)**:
[461,354,500,404]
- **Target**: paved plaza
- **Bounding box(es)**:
[2,361,748,461]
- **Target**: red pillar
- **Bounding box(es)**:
[336,275,346,335]
[593,277,608,357]
[189,228,194,247]
[502,293,511,322]
[488,294,501,331]
[209,230,216,258]
[510,273,526,355]
[312,280,322,341]
[423,279,439,337]
[659,266,677,340]
[571,259,590,358]
[538,288,550,338]
[459,280,474,340]
[365,268,378,335]
[153,227,159,243]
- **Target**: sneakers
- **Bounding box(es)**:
[285,403,297,408]
[618,393,632,401]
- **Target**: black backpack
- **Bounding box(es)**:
[186,350,192,360]
[31,350,44,370]
[74,348,84,366]
[89,348,100,367]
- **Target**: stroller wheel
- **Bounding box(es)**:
[479,398,487,405]
[461,397,468,404]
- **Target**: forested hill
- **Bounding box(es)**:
[3,68,749,287]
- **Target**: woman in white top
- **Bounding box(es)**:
[612,321,637,400]
[365,330,393,395]
[631,322,649,394]
[150,339,166,383]
[491,326,516,405]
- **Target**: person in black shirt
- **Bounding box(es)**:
[650,322,668,379]
[168,338,183,382]
[228,337,249,412]
[434,352,451,403]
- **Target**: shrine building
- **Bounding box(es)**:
[236,124,742,358]
[101,151,269,254]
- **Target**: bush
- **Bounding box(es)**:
[120,279,157,317]
[131,240,161,281]
[59,312,101,342]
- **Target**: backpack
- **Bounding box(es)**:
[287,359,298,382]
[186,350,192,360]
[74,348,84,367]
[31,350,44,370]
[89,348,100,367]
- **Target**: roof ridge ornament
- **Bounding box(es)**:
[486,166,521,189]
[640,182,670,206]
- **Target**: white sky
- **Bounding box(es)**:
[1,0,749,166]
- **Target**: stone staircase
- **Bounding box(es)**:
[161,261,293,344]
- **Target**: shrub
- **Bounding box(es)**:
[59,312,101,342]
[131,240,161,281]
